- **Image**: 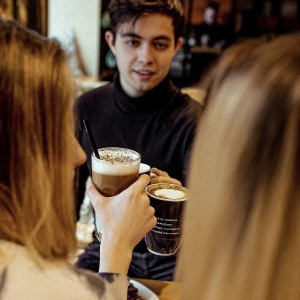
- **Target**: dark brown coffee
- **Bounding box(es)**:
[145,183,188,256]
[92,171,138,196]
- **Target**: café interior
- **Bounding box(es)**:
[4,0,300,96]
[2,0,300,298]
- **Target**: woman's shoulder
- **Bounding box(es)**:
[0,241,106,299]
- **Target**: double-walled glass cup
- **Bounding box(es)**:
[145,183,188,256]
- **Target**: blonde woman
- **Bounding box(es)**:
[176,33,300,299]
[0,18,156,299]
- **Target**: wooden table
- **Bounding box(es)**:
[134,278,182,300]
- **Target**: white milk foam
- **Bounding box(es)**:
[92,149,140,175]
[154,188,185,200]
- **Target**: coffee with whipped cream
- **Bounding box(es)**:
[145,183,188,256]
[91,147,140,241]
[92,148,140,196]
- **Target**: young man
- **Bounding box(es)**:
[75,0,202,281]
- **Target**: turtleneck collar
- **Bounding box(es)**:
[113,73,177,115]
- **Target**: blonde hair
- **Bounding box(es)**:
[176,33,300,299]
[0,19,77,262]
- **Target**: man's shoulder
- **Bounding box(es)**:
[75,82,114,113]
[168,87,203,123]
[173,86,203,110]
[77,81,113,103]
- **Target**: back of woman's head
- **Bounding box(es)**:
[0,19,77,261]
[176,33,300,299]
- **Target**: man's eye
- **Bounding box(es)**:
[126,39,139,46]
[154,43,169,50]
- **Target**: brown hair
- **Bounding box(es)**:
[108,0,184,42]
[0,19,77,262]
[0,0,10,18]
[0,0,7,9]
[176,33,300,299]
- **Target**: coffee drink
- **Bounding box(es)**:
[92,169,139,197]
[91,147,141,241]
[145,183,188,256]
[92,147,140,196]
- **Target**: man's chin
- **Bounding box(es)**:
[125,78,160,97]
[137,80,160,92]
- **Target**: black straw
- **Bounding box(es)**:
[82,119,100,159]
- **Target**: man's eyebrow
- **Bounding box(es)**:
[153,35,172,42]
[120,32,172,42]
[121,32,142,39]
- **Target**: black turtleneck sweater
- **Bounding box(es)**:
[75,74,202,256]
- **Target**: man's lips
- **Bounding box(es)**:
[134,70,155,76]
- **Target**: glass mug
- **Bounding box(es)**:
[91,147,141,242]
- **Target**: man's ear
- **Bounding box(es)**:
[174,37,183,54]
[105,31,117,55]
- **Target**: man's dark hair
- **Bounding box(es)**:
[108,0,184,42]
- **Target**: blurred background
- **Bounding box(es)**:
[3,0,300,87]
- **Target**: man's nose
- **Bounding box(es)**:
[137,44,154,64]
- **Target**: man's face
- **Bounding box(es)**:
[105,13,182,98]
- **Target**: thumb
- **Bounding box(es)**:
[86,182,108,209]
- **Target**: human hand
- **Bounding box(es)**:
[86,175,157,273]
[150,167,182,186]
